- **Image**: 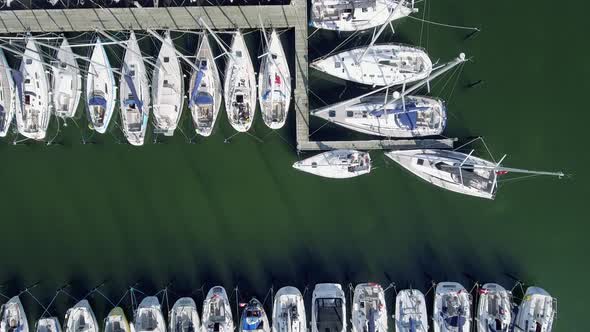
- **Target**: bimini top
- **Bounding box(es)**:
[194,93,213,106]
[88,96,107,107]
[240,299,268,332]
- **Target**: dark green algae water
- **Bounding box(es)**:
[0,0,588,330]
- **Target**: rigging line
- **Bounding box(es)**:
[497,174,543,184]
[444,62,464,105]
[24,291,49,313]
[262,286,273,306]
[319,30,361,61]
[40,290,62,318]
[479,137,496,163]
[453,136,482,152]
[95,289,116,307]
[308,89,329,106]
[115,289,130,307]
[307,28,320,40]
[308,120,331,138]
[406,14,480,31]
[435,64,461,96]
[60,289,79,302]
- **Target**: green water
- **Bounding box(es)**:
[0,0,587,330]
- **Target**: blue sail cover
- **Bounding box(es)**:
[88,96,107,107]
[445,316,466,328]
[195,93,213,105]
[369,102,430,130]
[409,318,416,332]
[241,316,262,330]
[124,73,143,112]
[189,66,206,107]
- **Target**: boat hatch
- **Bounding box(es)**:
[236,95,244,103]
[26,59,32,65]
[60,62,68,69]
[417,159,424,166]
[200,60,208,68]
[272,54,278,60]
[346,111,353,117]
[236,51,243,58]
[329,110,336,117]
[312,162,318,168]
[163,57,170,63]
[334,62,341,68]
[25,95,31,105]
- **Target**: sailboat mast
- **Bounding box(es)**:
[145,29,199,72]
[492,166,565,177]
[199,18,232,59]
[96,30,159,69]
[358,0,407,61]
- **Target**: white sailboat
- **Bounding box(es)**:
[35,317,61,332]
[51,37,82,119]
[513,287,556,332]
[224,31,256,132]
[189,33,222,137]
[169,297,201,332]
[311,284,346,332]
[132,297,166,332]
[120,31,150,146]
[86,37,116,134]
[293,149,371,179]
[0,296,28,332]
[476,283,511,332]
[104,307,131,332]
[310,0,415,31]
[351,283,387,332]
[202,286,234,332]
[0,48,17,137]
[151,30,184,136]
[311,44,431,87]
[433,282,472,332]
[239,298,269,332]
[64,300,99,332]
[272,286,306,332]
[394,289,428,332]
[258,29,291,130]
[17,39,50,140]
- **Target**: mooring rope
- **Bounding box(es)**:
[407,15,480,31]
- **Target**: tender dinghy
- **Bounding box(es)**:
[272,287,306,332]
[239,298,269,332]
[0,296,29,332]
[311,284,346,332]
[224,31,256,132]
[0,48,17,137]
[52,37,82,119]
[17,39,50,140]
[293,149,371,179]
[36,317,61,332]
[189,33,222,137]
[152,31,184,136]
[311,0,415,31]
[311,44,431,87]
[86,37,116,134]
[352,283,387,332]
[312,95,445,137]
[169,297,200,332]
[476,284,511,332]
[394,289,428,332]
[64,300,99,332]
[132,297,166,332]
[258,29,291,129]
[513,287,556,332]
[104,307,131,332]
[202,286,234,332]
[120,31,150,146]
[433,282,472,332]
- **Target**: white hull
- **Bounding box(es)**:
[169,297,201,332]
[394,289,428,332]
[0,296,29,332]
[311,284,346,332]
[64,300,99,332]
[272,287,306,332]
[202,286,234,332]
[224,31,256,132]
[293,149,371,179]
[311,44,432,86]
[52,37,82,119]
[311,0,414,31]
[0,48,17,137]
[105,307,131,332]
[351,283,387,332]
[258,30,291,130]
[513,287,556,332]
[476,283,511,332]
[433,282,472,332]
[86,37,116,134]
[133,297,166,332]
[36,317,61,332]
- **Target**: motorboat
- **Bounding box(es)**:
[476,283,511,332]
[86,36,116,134]
[293,149,371,179]
[0,48,17,137]
[132,297,166,332]
[311,283,346,332]
[433,282,472,332]
[202,286,234,332]
[272,287,306,332]
[239,298,269,332]
[351,283,387,332]
[169,297,200,332]
[0,296,28,332]
[35,317,61,332]
[394,289,428,332]
[512,287,556,332]
[51,37,82,119]
[104,307,131,332]
[64,300,99,332]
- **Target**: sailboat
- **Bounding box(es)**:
[86,36,116,134]
[169,297,201,332]
[152,30,184,136]
[64,300,99,332]
[258,29,291,130]
[202,286,234,332]
[311,44,431,87]
[394,289,428,332]
[189,33,222,137]
[512,287,556,332]
[17,38,50,140]
[104,307,131,332]
[293,149,371,179]
[132,297,166,332]
[432,282,472,332]
[476,284,511,332]
[120,31,150,146]
[0,48,17,137]
[351,283,387,332]
[224,31,256,132]
[51,37,82,119]
[36,317,61,332]
[385,149,565,199]
[271,287,306,332]
[239,299,269,332]
[0,296,28,332]
[311,284,346,332]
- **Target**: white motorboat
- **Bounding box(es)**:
[513,287,556,332]
[351,283,387,332]
[35,317,61,332]
[189,33,222,137]
[86,36,116,134]
[104,307,131,332]
[64,300,99,332]
[311,44,432,87]
[293,149,371,179]
[224,31,256,132]
[17,39,50,140]
[272,286,306,332]
[169,297,201,332]
[120,31,150,146]
[476,283,511,332]
[132,296,166,332]
[239,298,269,332]
[311,0,415,31]
[51,37,82,119]
[394,289,428,332]
[258,29,291,130]
[0,296,28,332]
[202,286,234,332]
[152,30,184,136]
[311,283,346,332]
[0,48,17,137]
[433,282,472,332]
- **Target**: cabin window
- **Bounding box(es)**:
[346,111,353,117]
[60,62,67,69]
[36,82,39,89]
[311,162,318,168]
[25,95,31,105]
[163,80,169,85]
[417,159,424,166]
[369,74,375,78]
[163,57,170,63]
[26,59,32,65]
[24,79,30,84]
[362,8,368,12]
[328,110,336,117]
[272,54,278,60]
[236,51,243,58]
[362,111,367,118]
